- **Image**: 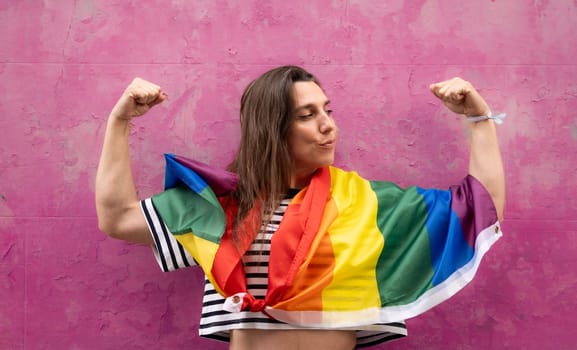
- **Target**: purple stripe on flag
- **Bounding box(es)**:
[170,154,239,196]
[449,175,498,248]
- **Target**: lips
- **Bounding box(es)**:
[319,139,336,147]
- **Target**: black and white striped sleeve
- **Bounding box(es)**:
[140,198,196,272]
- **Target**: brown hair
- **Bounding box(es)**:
[227,65,320,245]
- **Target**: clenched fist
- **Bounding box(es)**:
[110,78,167,120]
[429,78,490,117]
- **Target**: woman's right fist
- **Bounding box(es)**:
[110,78,167,120]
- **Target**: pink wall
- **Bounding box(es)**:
[1,1,576,349]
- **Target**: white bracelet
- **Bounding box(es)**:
[467,111,506,124]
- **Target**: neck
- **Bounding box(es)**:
[289,168,318,188]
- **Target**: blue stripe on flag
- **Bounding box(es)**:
[164,154,208,194]
[417,187,474,286]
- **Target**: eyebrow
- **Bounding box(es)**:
[294,100,331,112]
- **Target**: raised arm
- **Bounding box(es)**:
[429,78,505,221]
[95,78,167,243]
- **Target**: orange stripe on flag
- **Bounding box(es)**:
[272,200,338,311]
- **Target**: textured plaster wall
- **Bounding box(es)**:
[1,1,576,349]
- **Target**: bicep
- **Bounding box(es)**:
[99,202,153,244]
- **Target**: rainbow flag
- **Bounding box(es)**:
[151,154,502,327]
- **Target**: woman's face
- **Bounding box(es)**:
[287,81,337,187]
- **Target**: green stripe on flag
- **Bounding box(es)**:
[370,181,435,306]
[151,185,226,244]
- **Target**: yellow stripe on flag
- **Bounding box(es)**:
[320,167,384,311]
[175,233,224,295]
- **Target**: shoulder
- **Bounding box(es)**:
[328,166,370,197]
[328,166,405,199]
[328,166,364,181]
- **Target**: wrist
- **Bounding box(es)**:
[466,111,506,125]
[107,114,134,135]
[465,107,490,118]
[109,112,133,123]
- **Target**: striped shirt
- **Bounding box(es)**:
[140,193,408,348]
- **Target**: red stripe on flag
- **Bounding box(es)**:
[266,167,331,305]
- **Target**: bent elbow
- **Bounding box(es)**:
[97,217,121,239]
[487,188,505,222]
[96,206,125,240]
[470,172,505,223]
[96,200,131,240]
[95,204,151,244]
[495,196,505,222]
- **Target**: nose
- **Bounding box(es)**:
[319,111,336,134]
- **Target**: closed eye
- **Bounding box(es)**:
[297,109,332,120]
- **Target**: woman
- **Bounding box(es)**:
[96,66,505,349]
